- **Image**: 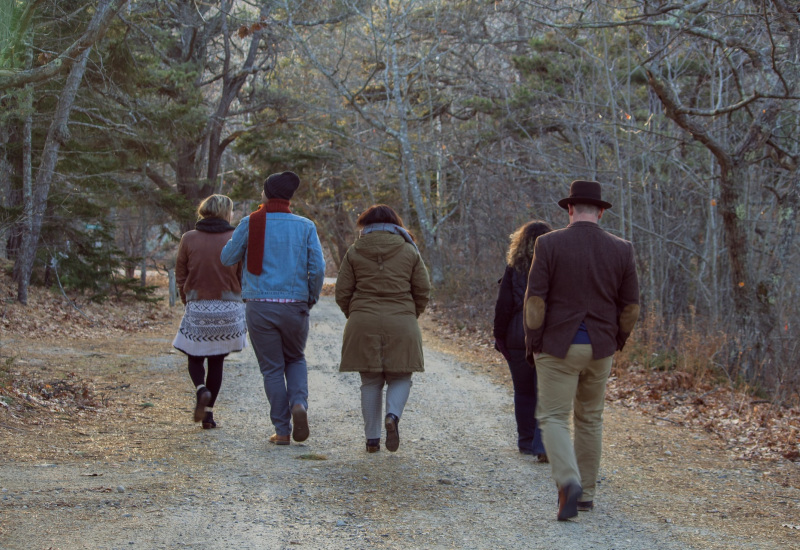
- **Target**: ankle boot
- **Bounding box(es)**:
[194,388,212,422]
[202,411,216,429]
[384,413,400,452]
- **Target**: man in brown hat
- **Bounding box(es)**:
[524,180,639,520]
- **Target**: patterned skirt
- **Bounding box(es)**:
[172,300,247,357]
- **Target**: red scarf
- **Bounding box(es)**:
[247,199,292,275]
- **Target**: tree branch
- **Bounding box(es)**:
[0,0,129,90]
[646,69,731,165]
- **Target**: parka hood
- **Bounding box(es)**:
[352,232,407,262]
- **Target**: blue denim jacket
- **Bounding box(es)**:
[220,212,326,304]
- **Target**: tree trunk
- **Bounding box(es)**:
[389,41,443,285]
[0,120,9,260]
[168,268,177,307]
[15,47,91,303]
[176,139,199,234]
[139,205,147,287]
[717,163,772,375]
[12,83,33,296]
[11,37,35,302]
[13,0,124,303]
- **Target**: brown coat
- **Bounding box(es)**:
[176,229,242,304]
[335,232,431,373]
[524,221,640,360]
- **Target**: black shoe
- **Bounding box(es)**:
[384,414,400,452]
[202,411,216,429]
[577,500,594,512]
[194,388,212,422]
[366,438,380,453]
[557,482,582,521]
[537,453,549,463]
[291,403,309,442]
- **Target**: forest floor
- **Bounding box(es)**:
[0,273,799,549]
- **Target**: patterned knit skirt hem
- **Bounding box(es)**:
[172,299,247,357]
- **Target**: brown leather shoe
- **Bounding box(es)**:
[268,433,290,445]
[557,482,582,521]
[291,403,309,442]
[577,500,594,512]
[366,438,380,453]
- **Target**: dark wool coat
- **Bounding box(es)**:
[493,265,528,350]
[335,232,431,373]
[524,221,640,360]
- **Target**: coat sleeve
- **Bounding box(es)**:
[410,252,431,318]
[524,238,549,359]
[493,266,514,341]
[615,243,641,350]
[220,217,248,266]
[306,224,326,306]
[175,235,189,305]
[334,249,356,318]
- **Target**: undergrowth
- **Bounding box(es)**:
[432,276,799,407]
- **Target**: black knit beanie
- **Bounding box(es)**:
[263,171,300,200]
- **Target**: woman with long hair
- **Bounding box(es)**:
[173,194,246,429]
[493,220,553,460]
[335,204,431,453]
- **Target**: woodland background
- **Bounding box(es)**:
[0,1,798,404]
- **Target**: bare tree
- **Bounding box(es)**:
[282,0,477,285]
[525,0,800,388]
[6,0,129,303]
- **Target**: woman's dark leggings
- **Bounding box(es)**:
[187,354,226,407]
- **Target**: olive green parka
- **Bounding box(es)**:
[335,231,431,373]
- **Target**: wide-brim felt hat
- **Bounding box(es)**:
[557,180,613,210]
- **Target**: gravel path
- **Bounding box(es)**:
[2,297,765,548]
[139,298,686,549]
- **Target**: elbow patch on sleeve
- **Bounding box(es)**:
[619,304,640,333]
[524,296,546,330]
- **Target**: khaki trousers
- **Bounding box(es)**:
[536,344,612,502]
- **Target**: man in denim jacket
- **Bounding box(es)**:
[221,171,326,445]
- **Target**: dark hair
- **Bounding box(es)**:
[357,204,405,228]
[506,220,552,273]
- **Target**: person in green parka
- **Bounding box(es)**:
[335,204,431,453]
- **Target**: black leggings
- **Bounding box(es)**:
[187,354,226,407]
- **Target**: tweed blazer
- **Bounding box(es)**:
[524,221,640,360]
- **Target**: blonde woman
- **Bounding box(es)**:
[493,220,552,460]
[173,194,246,429]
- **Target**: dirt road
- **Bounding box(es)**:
[1,297,798,549]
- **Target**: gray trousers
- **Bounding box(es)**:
[359,372,412,440]
[246,301,310,436]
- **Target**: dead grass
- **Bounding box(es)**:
[0,272,205,470]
